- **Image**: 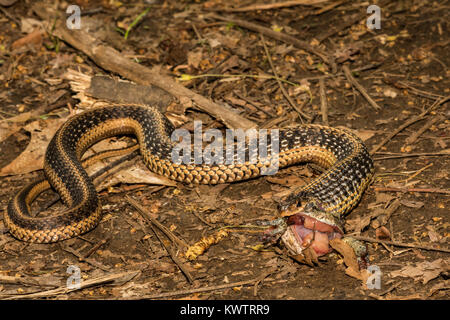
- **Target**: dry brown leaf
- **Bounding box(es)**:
[0,117,66,176]
[96,161,176,190]
[0,0,18,6]
[330,238,360,272]
[290,247,319,267]
[0,112,32,142]
[375,192,395,204]
[376,226,391,240]
[400,200,425,208]
[187,49,203,69]
[11,29,44,50]
[390,258,449,284]
[355,129,376,142]
[425,225,441,243]
[85,139,176,189]
[329,238,371,285]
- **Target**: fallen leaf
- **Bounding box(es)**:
[390,258,449,284]
[355,129,376,142]
[425,225,441,243]
[0,0,18,6]
[400,200,424,208]
[95,162,176,190]
[375,192,395,204]
[330,238,360,273]
[187,49,203,69]
[20,17,44,33]
[11,29,44,50]
[0,117,66,176]
[376,226,391,240]
[383,87,398,98]
[84,139,177,190]
[0,112,32,142]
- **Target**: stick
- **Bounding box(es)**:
[314,0,346,15]
[215,0,329,12]
[351,236,450,253]
[148,223,195,284]
[373,151,450,161]
[83,238,110,259]
[319,77,329,125]
[316,12,365,43]
[370,96,450,154]
[0,275,58,288]
[126,196,194,283]
[384,78,444,100]
[371,186,450,195]
[208,13,334,71]
[60,244,111,271]
[260,34,309,122]
[342,65,382,110]
[125,195,188,248]
[404,115,442,145]
[33,6,256,131]
[1,270,140,300]
[140,272,275,299]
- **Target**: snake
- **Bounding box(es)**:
[5,104,374,260]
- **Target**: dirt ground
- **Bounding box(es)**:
[0,0,448,300]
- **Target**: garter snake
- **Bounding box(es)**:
[5,104,374,253]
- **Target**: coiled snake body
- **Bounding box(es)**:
[5,104,374,257]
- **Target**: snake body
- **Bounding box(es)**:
[5,104,374,243]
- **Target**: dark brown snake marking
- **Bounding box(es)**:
[5,104,374,244]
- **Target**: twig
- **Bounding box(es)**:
[373,151,450,161]
[371,186,450,195]
[33,6,256,130]
[0,6,21,26]
[404,163,433,182]
[83,238,110,259]
[316,12,365,43]
[60,244,111,271]
[404,115,442,145]
[1,270,140,300]
[384,79,444,100]
[260,34,309,122]
[351,236,450,253]
[370,95,450,154]
[319,77,329,125]
[208,13,334,71]
[314,0,346,15]
[148,223,194,284]
[125,195,188,249]
[126,196,194,283]
[342,65,382,110]
[0,275,58,288]
[215,0,329,12]
[140,272,275,299]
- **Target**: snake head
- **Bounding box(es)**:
[278,198,344,257]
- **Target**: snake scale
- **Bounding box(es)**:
[5,104,374,258]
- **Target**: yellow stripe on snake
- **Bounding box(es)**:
[5,104,374,261]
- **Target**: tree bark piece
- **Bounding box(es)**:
[33,6,256,130]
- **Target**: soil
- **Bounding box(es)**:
[0,0,448,300]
